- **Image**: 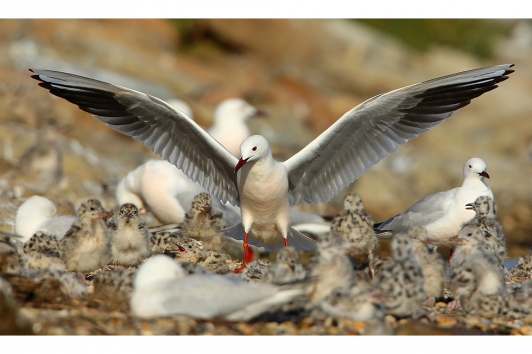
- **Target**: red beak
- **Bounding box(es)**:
[170,243,187,254]
[479,171,490,179]
[449,235,462,243]
[234,157,249,174]
[98,211,112,218]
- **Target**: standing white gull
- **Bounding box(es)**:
[375,157,494,247]
[116,97,264,224]
[30,64,514,273]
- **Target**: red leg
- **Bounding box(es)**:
[234,232,253,273]
[284,238,288,247]
[448,247,454,263]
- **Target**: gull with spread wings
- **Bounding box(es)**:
[31,64,514,272]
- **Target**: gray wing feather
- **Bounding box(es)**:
[283,64,514,205]
[160,275,278,319]
[30,69,240,206]
[376,188,458,232]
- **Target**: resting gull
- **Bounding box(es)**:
[375,157,493,247]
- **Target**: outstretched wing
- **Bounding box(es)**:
[283,64,514,205]
[30,69,240,206]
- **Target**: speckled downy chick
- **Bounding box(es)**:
[308,232,356,304]
[447,224,505,315]
[23,231,60,258]
[150,231,182,255]
[504,280,532,319]
[0,235,25,274]
[264,246,307,285]
[183,193,225,251]
[506,254,532,280]
[465,196,506,270]
[408,227,445,306]
[317,280,384,322]
[330,194,378,279]
[376,232,426,318]
[92,268,137,309]
[170,237,233,274]
[59,199,112,273]
[107,203,151,267]
[1,233,64,272]
[239,260,271,283]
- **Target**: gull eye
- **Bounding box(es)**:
[252,146,257,152]
[90,206,96,211]
[468,164,472,168]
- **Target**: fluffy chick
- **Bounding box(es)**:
[408,227,446,306]
[107,203,151,267]
[506,254,532,280]
[170,237,234,274]
[447,224,505,315]
[376,232,426,318]
[330,194,378,279]
[264,246,307,285]
[59,199,112,273]
[183,193,225,251]
[308,232,356,304]
[317,280,384,322]
[465,196,506,270]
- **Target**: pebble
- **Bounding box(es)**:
[519,326,532,335]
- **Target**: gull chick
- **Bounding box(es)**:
[31,65,514,274]
[408,227,446,306]
[506,254,532,280]
[331,194,378,279]
[171,237,234,274]
[264,246,307,285]
[23,231,61,258]
[317,281,384,322]
[14,195,76,242]
[447,224,505,315]
[308,232,356,304]
[59,199,112,273]
[376,158,493,247]
[183,193,225,251]
[150,231,182,255]
[107,203,151,267]
[376,232,426,318]
[504,280,532,319]
[465,196,507,270]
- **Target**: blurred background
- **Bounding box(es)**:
[0,19,531,257]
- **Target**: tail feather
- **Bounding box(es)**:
[219,223,317,252]
[288,228,317,251]
[374,227,393,239]
[225,287,307,322]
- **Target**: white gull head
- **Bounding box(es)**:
[463,157,490,181]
